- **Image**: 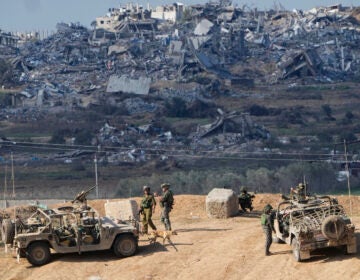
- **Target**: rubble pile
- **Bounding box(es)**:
[0,2,359,163]
[0,3,358,105]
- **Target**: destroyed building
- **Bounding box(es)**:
[193,110,270,146]
[0,3,359,149]
[1,2,359,106]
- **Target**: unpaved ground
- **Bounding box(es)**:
[1,194,360,280]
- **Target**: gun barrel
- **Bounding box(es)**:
[72,186,96,202]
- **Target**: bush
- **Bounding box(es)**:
[187,100,215,118]
[70,162,86,171]
[321,104,334,119]
[249,104,269,116]
[345,111,354,120]
[337,132,357,143]
[317,132,333,143]
[165,97,187,118]
[49,130,66,144]
[74,129,93,145]
[0,58,13,85]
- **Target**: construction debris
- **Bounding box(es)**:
[0,2,359,164]
[0,3,358,104]
[106,75,151,95]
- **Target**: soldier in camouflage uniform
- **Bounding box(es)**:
[261,204,275,256]
[159,183,174,231]
[139,186,157,234]
[290,183,306,202]
[238,187,254,212]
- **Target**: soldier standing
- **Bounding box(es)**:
[291,183,306,202]
[159,183,174,231]
[139,186,157,234]
[261,204,275,256]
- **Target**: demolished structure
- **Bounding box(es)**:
[0,3,359,101]
[0,2,359,164]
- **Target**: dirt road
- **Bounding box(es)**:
[1,194,359,280]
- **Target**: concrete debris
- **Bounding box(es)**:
[106,75,151,95]
[0,2,358,106]
[194,19,214,35]
[193,110,270,144]
[0,3,359,165]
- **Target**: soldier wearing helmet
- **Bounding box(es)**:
[261,204,275,256]
[139,185,157,234]
[159,183,174,231]
[290,183,307,202]
[238,186,255,212]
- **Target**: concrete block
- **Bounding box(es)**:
[104,199,139,221]
[206,188,238,218]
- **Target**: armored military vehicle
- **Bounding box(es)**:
[12,188,139,266]
[274,195,357,261]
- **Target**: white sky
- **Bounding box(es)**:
[0,0,358,32]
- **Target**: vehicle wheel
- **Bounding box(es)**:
[292,237,301,262]
[1,218,15,244]
[113,235,137,257]
[26,242,51,266]
[321,216,345,240]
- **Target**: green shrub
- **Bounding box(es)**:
[49,130,66,144]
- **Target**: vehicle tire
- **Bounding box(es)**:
[113,235,137,257]
[321,215,345,240]
[1,218,15,244]
[26,242,51,266]
[292,237,301,262]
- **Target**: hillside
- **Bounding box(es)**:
[1,194,360,280]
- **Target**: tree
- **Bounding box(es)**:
[345,111,354,120]
[338,132,357,143]
[49,130,66,144]
[249,104,269,116]
[321,104,334,119]
[245,168,276,193]
[165,97,187,118]
[74,129,93,145]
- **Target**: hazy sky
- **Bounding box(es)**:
[0,0,358,32]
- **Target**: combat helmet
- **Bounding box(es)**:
[263,204,273,213]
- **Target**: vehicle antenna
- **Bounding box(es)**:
[11,152,15,199]
[94,153,99,199]
[344,139,352,217]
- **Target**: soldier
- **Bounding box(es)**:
[238,187,254,212]
[159,183,174,231]
[261,204,275,256]
[139,186,157,234]
[291,183,306,202]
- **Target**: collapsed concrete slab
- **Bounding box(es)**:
[205,188,238,218]
[194,19,214,36]
[106,75,151,95]
[105,199,139,221]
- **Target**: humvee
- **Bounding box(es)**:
[12,188,139,266]
[274,195,357,261]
